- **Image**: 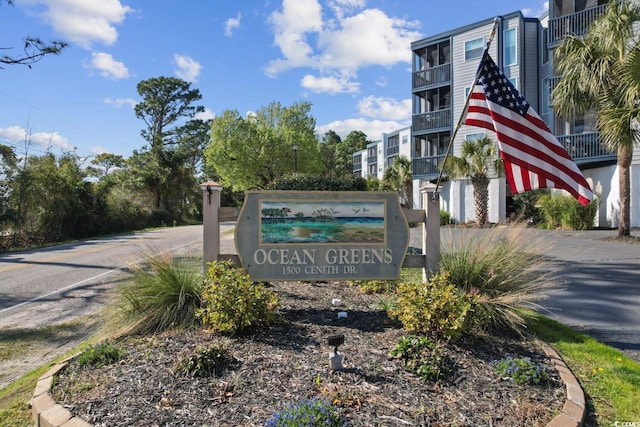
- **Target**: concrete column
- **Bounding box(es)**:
[421,183,441,281]
[200,181,222,273]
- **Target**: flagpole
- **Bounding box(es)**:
[432,17,501,199]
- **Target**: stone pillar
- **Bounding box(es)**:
[200,181,222,273]
[421,183,441,281]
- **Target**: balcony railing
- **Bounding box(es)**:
[548,4,607,45]
[367,154,377,164]
[413,155,446,177]
[558,132,615,163]
[387,144,399,157]
[412,109,451,132]
[412,63,451,89]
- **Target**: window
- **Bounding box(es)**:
[402,135,408,144]
[509,77,518,91]
[465,132,485,141]
[504,28,517,66]
[464,37,484,61]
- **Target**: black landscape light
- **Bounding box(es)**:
[292,143,298,172]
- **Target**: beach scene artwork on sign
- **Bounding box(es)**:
[260,200,385,244]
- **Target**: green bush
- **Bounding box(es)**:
[511,190,547,225]
[117,250,204,335]
[175,342,236,378]
[537,193,598,230]
[439,210,452,225]
[389,335,450,382]
[197,260,280,334]
[492,356,547,385]
[76,341,126,367]
[264,398,347,427]
[389,272,476,340]
[439,227,554,333]
[267,174,367,191]
[350,279,398,294]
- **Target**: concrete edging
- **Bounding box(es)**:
[540,341,586,427]
[30,343,586,426]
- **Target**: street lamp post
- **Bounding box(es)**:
[292,143,298,172]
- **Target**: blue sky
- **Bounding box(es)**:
[0,0,548,161]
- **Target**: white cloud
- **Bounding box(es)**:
[301,74,359,94]
[0,126,73,152]
[225,12,241,37]
[174,54,202,83]
[266,0,422,94]
[195,108,216,121]
[104,97,137,109]
[357,96,411,121]
[522,1,549,18]
[316,118,408,141]
[84,52,129,79]
[19,0,132,49]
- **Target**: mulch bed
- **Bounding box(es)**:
[52,280,565,426]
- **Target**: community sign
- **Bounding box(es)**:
[235,191,410,281]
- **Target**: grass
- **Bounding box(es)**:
[0,320,104,426]
[526,311,640,425]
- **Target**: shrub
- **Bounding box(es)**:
[175,342,236,378]
[350,279,398,294]
[439,227,554,334]
[264,398,347,427]
[76,341,126,367]
[492,356,547,385]
[389,335,450,382]
[537,193,598,230]
[389,272,476,340]
[117,250,204,335]
[440,210,452,226]
[197,260,280,334]
[267,174,367,191]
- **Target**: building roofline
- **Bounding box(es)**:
[411,10,525,49]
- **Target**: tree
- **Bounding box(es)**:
[440,136,502,225]
[335,130,368,177]
[553,0,640,237]
[1,0,67,69]
[320,130,341,176]
[205,101,323,191]
[383,156,413,208]
[134,76,205,212]
[86,153,125,178]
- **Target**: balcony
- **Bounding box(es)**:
[386,144,399,157]
[413,155,446,178]
[412,109,451,132]
[558,132,616,164]
[412,63,450,89]
[548,4,607,45]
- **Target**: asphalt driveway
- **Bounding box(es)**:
[532,228,640,362]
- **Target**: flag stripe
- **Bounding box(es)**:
[463,52,593,206]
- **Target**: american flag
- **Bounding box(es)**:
[465,52,593,206]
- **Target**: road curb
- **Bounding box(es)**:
[30,341,586,426]
[539,341,586,427]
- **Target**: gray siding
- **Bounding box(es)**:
[451,22,499,157]
[523,19,540,110]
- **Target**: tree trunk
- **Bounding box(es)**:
[618,144,633,237]
[472,176,490,226]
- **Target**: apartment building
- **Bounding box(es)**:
[352,126,411,180]
[352,1,635,227]
[406,0,630,227]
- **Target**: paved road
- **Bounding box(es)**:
[0,226,207,330]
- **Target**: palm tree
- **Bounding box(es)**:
[553,0,640,237]
[382,155,413,208]
[440,136,502,226]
